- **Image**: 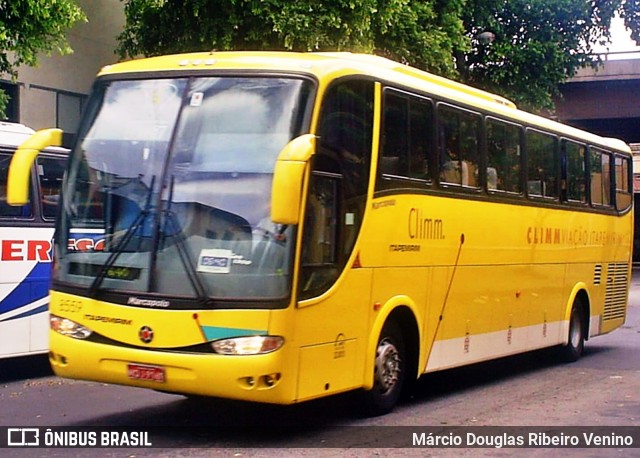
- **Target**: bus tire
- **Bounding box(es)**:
[558,299,585,362]
[360,320,406,416]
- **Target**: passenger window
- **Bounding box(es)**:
[563,140,587,203]
[527,130,557,199]
[379,89,433,187]
[486,118,522,193]
[380,92,408,178]
[409,97,433,182]
[37,156,67,219]
[615,155,632,211]
[438,105,480,188]
[0,152,33,218]
[317,79,373,201]
[590,148,612,207]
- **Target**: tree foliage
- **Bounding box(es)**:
[460,0,640,108]
[117,0,467,78]
[0,0,86,113]
[620,0,640,41]
[117,0,640,110]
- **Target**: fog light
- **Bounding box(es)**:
[262,373,280,387]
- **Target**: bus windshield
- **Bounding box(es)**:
[56,76,313,304]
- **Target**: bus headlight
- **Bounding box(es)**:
[212,336,284,355]
[50,314,93,339]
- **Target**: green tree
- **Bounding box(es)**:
[117,0,375,56]
[0,0,86,115]
[622,0,640,42]
[117,0,640,110]
[372,0,468,78]
[460,0,640,109]
[117,0,468,78]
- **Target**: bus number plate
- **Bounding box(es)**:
[127,363,165,383]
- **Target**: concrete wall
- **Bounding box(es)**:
[555,58,640,144]
[556,79,640,120]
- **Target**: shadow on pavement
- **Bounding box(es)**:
[0,354,53,382]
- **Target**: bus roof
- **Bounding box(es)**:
[0,122,69,154]
[99,51,515,107]
[98,51,630,155]
[0,122,35,148]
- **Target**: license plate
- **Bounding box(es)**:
[127,363,166,383]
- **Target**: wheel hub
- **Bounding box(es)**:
[375,338,401,394]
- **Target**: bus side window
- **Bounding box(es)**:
[590,148,612,207]
[438,104,480,188]
[37,156,67,220]
[486,118,522,194]
[0,152,33,218]
[526,129,558,199]
[614,155,632,211]
[377,88,434,190]
[408,97,434,182]
[380,91,408,177]
[317,80,373,202]
[563,140,587,203]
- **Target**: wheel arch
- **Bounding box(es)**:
[562,283,591,344]
[363,298,420,390]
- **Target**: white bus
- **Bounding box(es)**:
[0,122,67,358]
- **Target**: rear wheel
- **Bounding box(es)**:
[360,321,406,416]
[559,300,585,362]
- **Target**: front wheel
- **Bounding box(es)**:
[558,301,585,362]
[360,321,406,416]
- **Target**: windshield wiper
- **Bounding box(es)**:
[151,175,211,305]
[87,176,156,297]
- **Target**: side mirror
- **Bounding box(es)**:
[271,134,316,225]
[8,128,63,205]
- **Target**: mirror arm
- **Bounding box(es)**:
[7,128,63,206]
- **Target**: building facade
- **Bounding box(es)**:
[555,56,640,145]
[554,55,640,263]
[1,1,125,145]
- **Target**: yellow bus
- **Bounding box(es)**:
[7,52,633,415]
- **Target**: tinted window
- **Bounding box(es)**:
[302,79,374,299]
[615,155,632,211]
[380,91,408,178]
[0,152,33,218]
[378,89,434,188]
[408,97,433,181]
[438,105,480,188]
[527,130,557,199]
[563,140,587,203]
[486,118,522,193]
[37,156,66,219]
[590,148,612,207]
[317,79,373,200]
